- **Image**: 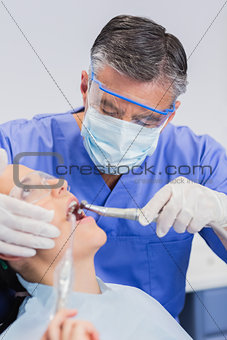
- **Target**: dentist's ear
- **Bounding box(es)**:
[0,148,8,175]
[80,71,89,107]
[161,101,181,131]
[168,101,181,123]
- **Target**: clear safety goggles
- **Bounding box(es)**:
[89,68,176,128]
[10,171,69,204]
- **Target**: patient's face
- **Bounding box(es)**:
[3,165,107,271]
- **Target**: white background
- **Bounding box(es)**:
[0,0,227,148]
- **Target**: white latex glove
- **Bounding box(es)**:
[0,148,8,174]
[0,148,60,257]
[139,176,227,238]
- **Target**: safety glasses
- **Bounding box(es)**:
[10,171,69,204]
[89,66,175,128]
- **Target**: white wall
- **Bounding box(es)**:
[0,0,226,147]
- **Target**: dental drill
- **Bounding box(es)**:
[80,200,158,223]
[80,200,227,241]
[53,213,76,314]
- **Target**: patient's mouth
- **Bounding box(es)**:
[66,199,85,221]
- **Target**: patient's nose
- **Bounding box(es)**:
[51,179,68,197]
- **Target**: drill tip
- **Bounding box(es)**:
[80,200,87,209]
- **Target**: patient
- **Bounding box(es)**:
[0,165,191,340]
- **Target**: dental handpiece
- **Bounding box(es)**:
[80,201,227,240]
[53,213,76,314]
[80,200,158,225]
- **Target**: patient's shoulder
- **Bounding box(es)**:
[106,282,164,311]
[104,282,192,339]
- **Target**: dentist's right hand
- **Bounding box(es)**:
[0,148,60,257]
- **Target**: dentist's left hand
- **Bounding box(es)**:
[0,148,60,257]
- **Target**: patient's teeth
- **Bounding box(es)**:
[67,201,78,215]
[69,201,77,208]
[77,208,83,215]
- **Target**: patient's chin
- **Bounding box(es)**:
[93,224,107,252]
[97,224,107,245]
[74,217,107,253]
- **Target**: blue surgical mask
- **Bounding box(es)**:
[81,107,165,175]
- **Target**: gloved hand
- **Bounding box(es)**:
[0,148,60,257]
[139,176,227,237]
[0,148,8,174]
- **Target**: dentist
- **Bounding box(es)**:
[0,15,226,327]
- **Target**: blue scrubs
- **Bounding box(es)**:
[0,107,226,319]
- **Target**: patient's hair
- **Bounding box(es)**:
[0,261,27,333]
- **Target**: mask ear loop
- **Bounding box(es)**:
[86,77,100,113]
[158,114,171,132]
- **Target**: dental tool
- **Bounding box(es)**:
[53,213,76,314]
[80,200,227,240]
[80,200,158,224]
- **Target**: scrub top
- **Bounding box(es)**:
[3,275,192,340]
[0,107,226,319]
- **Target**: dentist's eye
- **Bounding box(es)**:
[132,120,151,127]
[102,108,118,117]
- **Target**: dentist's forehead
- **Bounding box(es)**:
[96,65,173,109]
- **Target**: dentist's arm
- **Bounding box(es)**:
[0,148,60,257]
[140,176,227,249]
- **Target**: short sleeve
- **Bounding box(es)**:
[0,118,31,164]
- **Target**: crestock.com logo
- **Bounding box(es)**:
[12,151,213,188]
[55,163,213,177]
[13,152,65,189]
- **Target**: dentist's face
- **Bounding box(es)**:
[80,64,180,128]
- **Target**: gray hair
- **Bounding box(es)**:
[90,15,188,100]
